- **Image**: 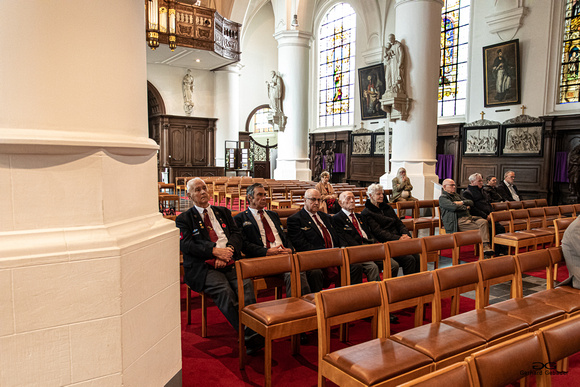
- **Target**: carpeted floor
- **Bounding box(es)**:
[179,247,579,386]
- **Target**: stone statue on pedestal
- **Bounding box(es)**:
[383,34,406,97]
[266,70,287,131]
[182,69,194,116]
[569,144,580,197]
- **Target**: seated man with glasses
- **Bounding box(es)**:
[439,178,495,256]
[287,189,362,292]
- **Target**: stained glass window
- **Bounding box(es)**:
[318,3,356,127]
[559,0,580,104]
[249,107,274,133]
[439,0,470,117]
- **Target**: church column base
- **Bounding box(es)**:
[273,158,311,181]
[380,160,439,200]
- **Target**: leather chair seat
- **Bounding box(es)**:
[442,309,528,341]
[243,297,316,325]
[323,338,432,385]
[486,298,565,325]
[559,285,580,295]
[494,232,534,241]
[391,322,486,361]
[301,293,316,304]
[527,288,580,314]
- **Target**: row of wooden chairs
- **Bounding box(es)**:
[491,198,549,211]
[316,247,579,386]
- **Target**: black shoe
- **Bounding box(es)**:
[483,250,495,258]
[245,333,264,356]
[300,333,309,345]
[390,315,399,324]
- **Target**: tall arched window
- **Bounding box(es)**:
[318,3,356,127]
[558,0,579,104]
[439,0,470,117]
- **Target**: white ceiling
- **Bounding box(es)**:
[145,43,238,71]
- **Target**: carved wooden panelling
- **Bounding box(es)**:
[461,162,498,186]
[499,164,541,186]
[193,130,206,164]
[170,127,185,165]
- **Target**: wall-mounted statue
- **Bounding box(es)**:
[568,144,580,197]
[384,34,406,96]
[182,69,194,116]
[313,148,323,181]
[266,70,287,131]
[325,141,336,179]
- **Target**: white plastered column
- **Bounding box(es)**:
[214,63,243,168]
[273,31,312,181]
[0,1,181,386]
[381,0,443,200]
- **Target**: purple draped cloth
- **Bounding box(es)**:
[435,154,454,180]
[554,152,569,182]
[322,153,346,173]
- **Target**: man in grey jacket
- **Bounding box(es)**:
[439,179,495,256]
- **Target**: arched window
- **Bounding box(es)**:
[439,0,470,117]
[318,3,356,127]
[558,0,580,104]
[247,106,275,133]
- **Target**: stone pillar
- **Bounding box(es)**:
[273,31,312,181]
[381,0,443,200]
[214,63,243,168]
[0,1,181,386]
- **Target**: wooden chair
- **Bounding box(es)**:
[453,230,484,264]
[159,193,180,214]
[212,179,228,206]
[396,200,417,219]
[293,248,347,299]
[344,243,391,282]
[465,332,551,387]
[316,282,434,387]
[491,202,508,211]
[528,207,547,228]
[437,262,528,347]
[573,203,580,215]
[535,198,549,207]
[385,238,423,275]
[235,254,317,387]
[559,204,576,218]
[384,273,487,370]
[539,315,580,375]
[397,362,473,387]
[522,199,538,208]
[224,181,240,210]
[510,209,554,248]
[186,286,208,337]
[414,199,439,237]
[477,255,518,308]
[507,200,523,209]
[543,206,561,225]
[554,216,576,246]
[421,234,455,271]
[490,210,537,255]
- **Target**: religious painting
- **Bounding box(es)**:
[500,123,543,156]
[483,39,521,107]
[358,64,386,120]
[463,126,499,156]
[351,133,372,156]
[374,133,386,155]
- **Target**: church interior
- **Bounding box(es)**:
[1,0,580,386]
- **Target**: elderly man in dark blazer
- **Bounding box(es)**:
[287,188,362,292]
[496,170,521,201]
[176,178,262,352]
[234,183,310,297]
[333,191,398,280]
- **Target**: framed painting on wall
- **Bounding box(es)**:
[351,133,372,156]
[483,39,521,107]
[463,126,499,156]
[358,64,386,120]
[500,123,543,156]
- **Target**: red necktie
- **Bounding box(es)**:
[350,213,363,238]
[203,209,218,243]
[258,210,276,248]
[313,213,333,248]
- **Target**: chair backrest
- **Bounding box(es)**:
[397,361,474,387]
[554,216,576,246]
[574,203,580,215]
[235,254,293,306]
[477,255,517,308]
[559,204,575,218]
[453,230,484,262]
[421,234,454,254]
[416,200,435,218]
[510,208,530,230]
[385,238,423,271]
[434,262,479,318]
[544,206,561,218]
[514,249,554,296]
[466,333,550,387]
[316,282,385,361]
[490,210,512,233]
[396,200,417,217]
[507,201,523,209]
[491,202,508,211]
[294,248,346,296]
[539,315,580,364]
[547,246,563,266]
[383,272,439,333]
[535,198,549,207]
[528,207,547,228]
[344,243,390,282]
[522,199,537,209]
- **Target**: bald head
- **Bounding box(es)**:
[442,179,457,194]
[338,191,356,212]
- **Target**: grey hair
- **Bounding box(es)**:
[367,183,383,198]
[396,167,406,179]
[246,183,264,199]
[320,171,330,178]
[186,177,205,193]
[468,173,482,184]
[504,170,515,178]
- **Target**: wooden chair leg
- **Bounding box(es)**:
[265,336,272,387]
[187,286,192,325]
[239,323,245,370]
[201,291,207,338]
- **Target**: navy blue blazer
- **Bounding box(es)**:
[234,208,292,257]
[333,210,376,246]
[287,208,341,252]
[176,205,242,292]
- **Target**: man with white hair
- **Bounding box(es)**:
[439,179,495,256]
[496,170,521,202]
[176,178,262,353]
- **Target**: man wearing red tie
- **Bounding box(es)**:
[287,189,362,292]
[234,183,310,297]
[176,178,262,353]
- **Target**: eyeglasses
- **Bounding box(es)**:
[306,197,321,202]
